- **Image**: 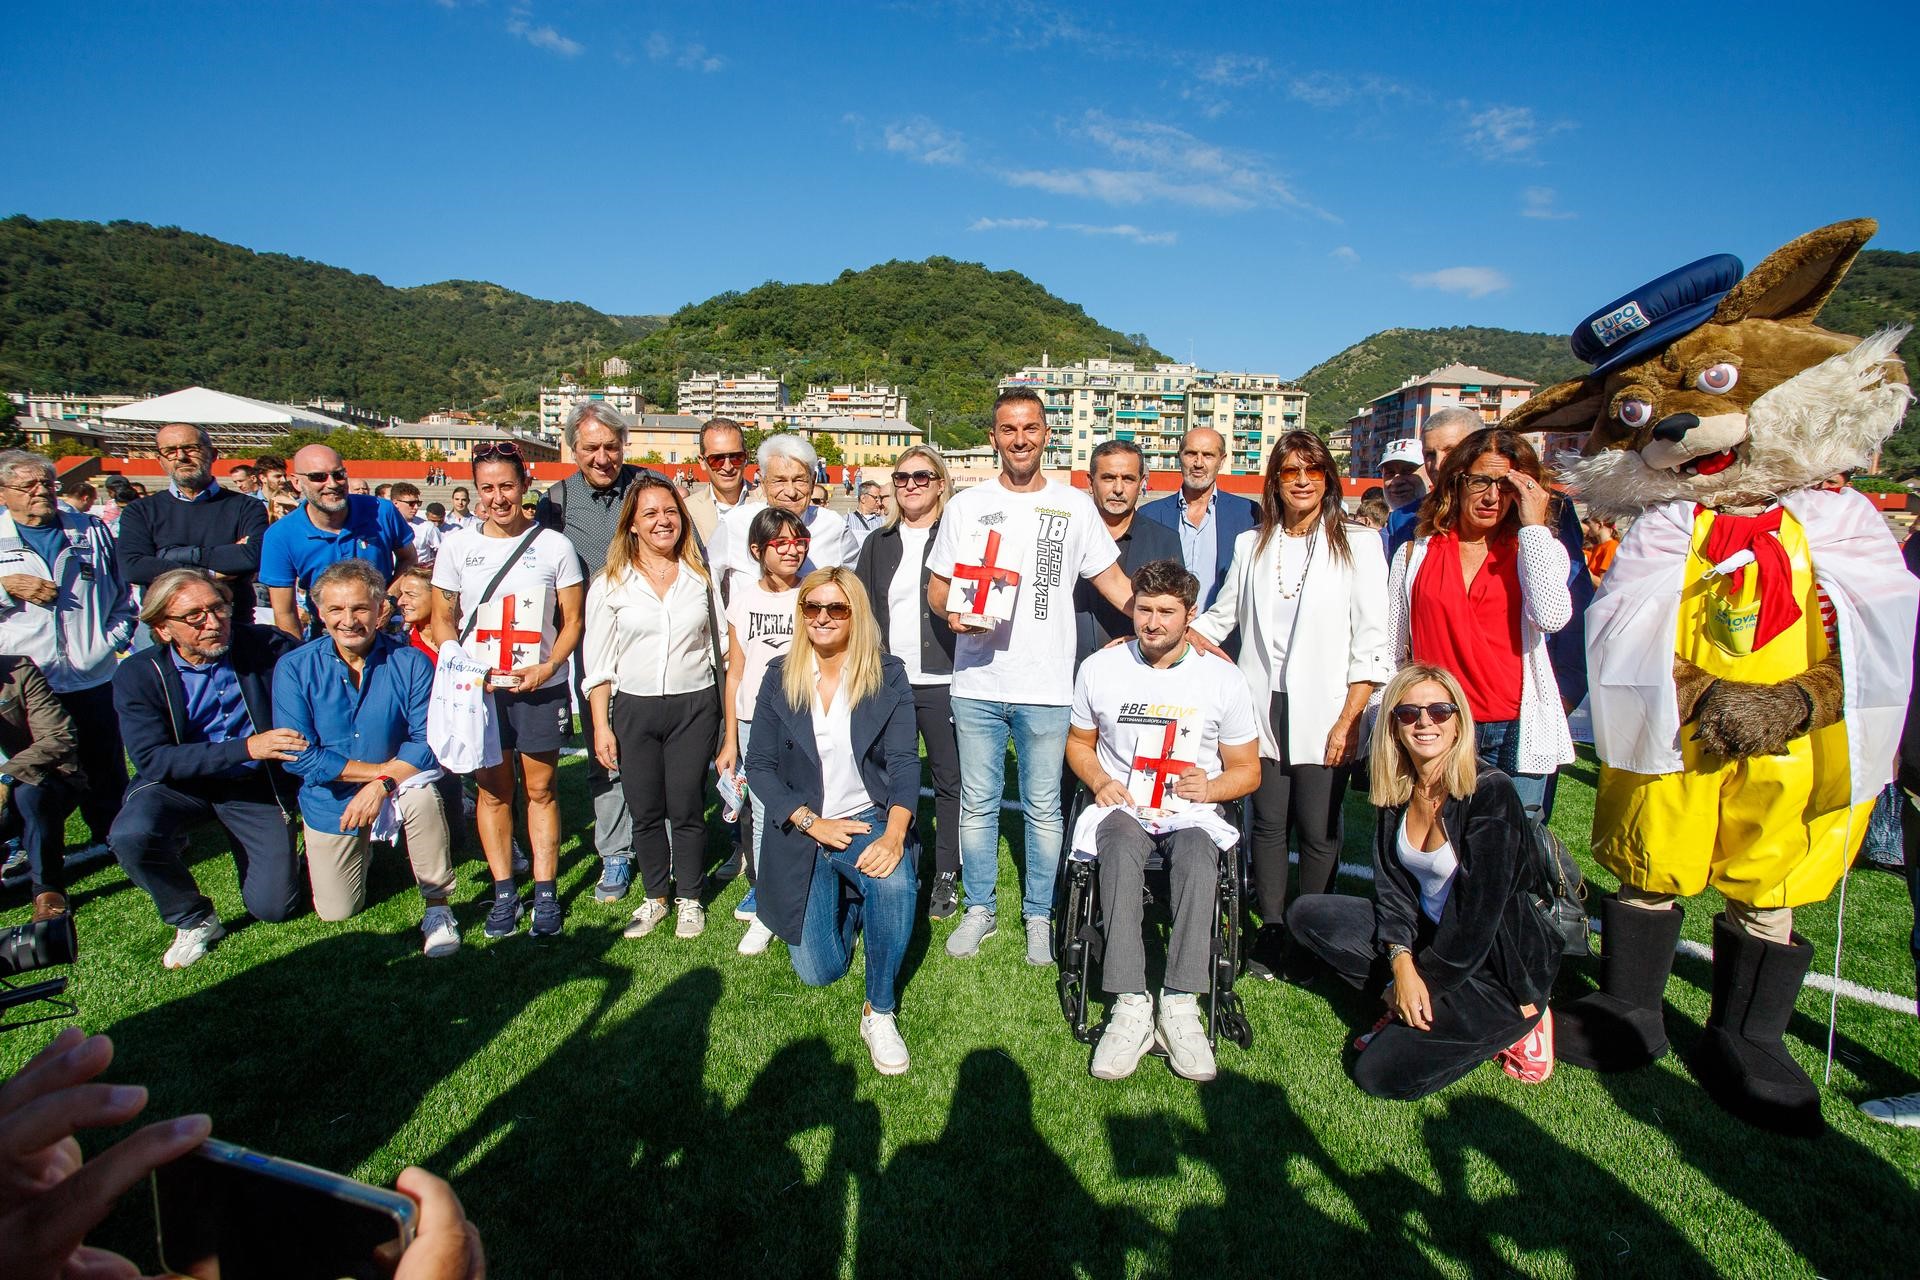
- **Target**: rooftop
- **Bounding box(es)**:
[1371,363,1538,402]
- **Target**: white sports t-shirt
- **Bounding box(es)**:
[432,525,584,691]
[927,478,1118,706]
[1070,642,1259,809]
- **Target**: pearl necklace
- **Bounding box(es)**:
[1277,526,1317,600]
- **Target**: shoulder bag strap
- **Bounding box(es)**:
[457,528,542,645]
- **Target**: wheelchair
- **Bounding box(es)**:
[1054,788,1254,1052]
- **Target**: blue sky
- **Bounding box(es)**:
[8,1,1917,378]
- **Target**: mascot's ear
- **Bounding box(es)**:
[1711,217,1877,326]
[1502,375,1606,437]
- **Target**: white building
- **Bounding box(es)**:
[538,383,646,436]
[787,382,909,429]
[601,356,631,379]
[676,370,788,426]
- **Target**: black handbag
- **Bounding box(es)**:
[1531,823,1591,957]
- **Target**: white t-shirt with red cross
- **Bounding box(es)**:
[1070,641,1258,811]
[432,525,583,691]
[927,477,1117,706]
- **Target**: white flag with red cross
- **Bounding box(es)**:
[473,587,549,673]
[1126,717,1195,813]
[952,525,1021,622]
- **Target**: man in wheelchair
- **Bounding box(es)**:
[1065,559,1261,1081]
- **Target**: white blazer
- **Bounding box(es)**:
[1194,523,1393,763]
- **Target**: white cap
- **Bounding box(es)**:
[1379,437,1423,470]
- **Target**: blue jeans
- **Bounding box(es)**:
[789,807,918,1013]
[951,697,1070,920]
[1475,717,1556,823]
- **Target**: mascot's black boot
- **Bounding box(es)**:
[1689,914,1824,1138]
[1557,898,1685,1072]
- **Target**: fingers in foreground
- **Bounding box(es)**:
[25,1115,211,1264]
[0,1032,112,1116]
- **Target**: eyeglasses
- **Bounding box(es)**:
[1460,474,1508,495]
[1390,702,1459,727]
[164,603,233,629]
[300,468,349,484]
[157,444,208,460]
[892,470,938,488]
[800,600,853,621]
[762,536,812,553]
[1,479,54,493]
[473,441,524,463]
[704,451,747,469]
[1278,466,1326,483]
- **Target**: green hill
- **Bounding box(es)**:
[607,257,1164,449]
[0,217,661,420]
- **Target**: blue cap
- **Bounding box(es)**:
[1570,253,1744,376]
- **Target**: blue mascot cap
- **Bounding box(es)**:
[1570,253,1744,377]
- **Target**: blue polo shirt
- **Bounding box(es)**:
[270,631,437,833]
[257,495,413,595]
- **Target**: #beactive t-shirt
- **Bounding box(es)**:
[431,525,584,691]
[725,577,799,722]
[1070,641,1259,811]
[927,478,1118,706]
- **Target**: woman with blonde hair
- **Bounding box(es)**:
[744,567,922,1075]
[1286,663,1562,1099]
[581,472,724,942]
[853,444,963,918]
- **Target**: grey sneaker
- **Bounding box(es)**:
[945,905,996,958]
[1860,1090,1920,1127]
[1024,915,1054,967]
[675,898,706,939]
[624,897,670,938]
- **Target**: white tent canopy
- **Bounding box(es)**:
[102,386,347,433]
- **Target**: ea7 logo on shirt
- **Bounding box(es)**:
[1031,510,1070,619]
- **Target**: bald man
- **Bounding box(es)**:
[1136,427,1259,612]
[257,444,415,637]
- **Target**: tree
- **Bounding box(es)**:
[810,433,845,466]
[276,427,422,461]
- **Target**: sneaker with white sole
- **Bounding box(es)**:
[734,887,758,922]
[1024,915,1054,967]
[1090,993,1155,1080]
[738,917,774,956]
[421,906,461,958]
[625,897,670,938]
[675,898,706,939]
[945,906,996,958]
[860,1007,910,1075]
[163,917,225,970]
[1860,1090,1920,1127]
[1156,992,1217,1082]
[483,893,523,939]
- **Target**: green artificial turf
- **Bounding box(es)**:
[4,747,1917,1278]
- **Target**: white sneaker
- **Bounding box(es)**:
[737,917,775,956]
[1156,992,1217,1082]
[861,1007,910,1075]
[163,917,225,970]
[1860,1090,1920,1127]
[1090,993,1156,1080]
[675,898,706,939]
[624,898,669,938]
[421,906,461,958]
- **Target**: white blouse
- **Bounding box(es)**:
[812,681,870,820]
[581,564,717,697]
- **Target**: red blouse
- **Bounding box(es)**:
[1409,532,1524,723]
[409,623,440,665]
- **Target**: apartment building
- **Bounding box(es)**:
[1344,363,1540,477]
[676,370,788,426]
[538,383,646,437]
[788,382,909,428]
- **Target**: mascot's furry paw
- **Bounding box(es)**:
[1693,678,1809,758]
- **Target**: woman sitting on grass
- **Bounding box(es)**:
[1286,663,1561,1099]
[745,568,921,1076]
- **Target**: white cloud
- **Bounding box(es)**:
[1330,245,1359,265]
[645,31,726,73]
[1462,104,1569,160]
[1404,266,1511,298]
[506,10,583,56]
[968,217,1050,231]
[966,216,1175,246]
[1195,53,1272,86]
[1521,186,1576,220]
[884,118,968,166]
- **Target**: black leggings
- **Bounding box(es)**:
[1250,693,1348,923]
[613,689,720,901]
[914,683,962,877]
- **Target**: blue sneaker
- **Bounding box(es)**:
[530,894,564,938]
[484,893,523,939]
[593,858,633,903]
[734,887,758,922]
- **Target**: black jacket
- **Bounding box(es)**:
[744,654,921,945]
[1074,516,1183,662]
[1371,769,1560,1009]
[853,519,954,679]
[113,622,298,808]
[116,486,268,597]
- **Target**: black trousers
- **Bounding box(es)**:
[110,776,303,929]
[1288,892,1540,1101]
[55,682,125,844]
[1250,693,1348,923]
[914,682,961,877]
[612,689,719,901]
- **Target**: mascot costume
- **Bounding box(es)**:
[1505,219,1917,1135]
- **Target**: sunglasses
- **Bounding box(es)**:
[800,600,852,621]
[1278,466,1326,483]
[300,468,349,484]
[704,451,747,469]
[761,536,811,553]
[473,441,524,463]
[892,470,938,488]
[1390,702,1459,727]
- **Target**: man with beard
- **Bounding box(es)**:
[259,444,416,638]
[116,423,269,602]
[1075,440,1181,661]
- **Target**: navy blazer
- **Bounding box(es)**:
[744,653,921,945]
[1136,488,1260,610]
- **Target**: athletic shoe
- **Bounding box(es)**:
[1860,1091,1920,1127]
[738,917,775,956]
[734,887,758,922]
[1156,992,1217,1082]
[860,1007,910,1076]
[1245,923,1286,981]
[593,859,633,903]
[421,906,461,958]
[483,894,523,939]
[1353,1011,1393,1052]
[163,917,225,970]
[510,840,530,876]
[928,872,958,920]
[625,898,669,938]
[1498,1009,1555,1084]
[945,906,996,958]
[1090,993,1155,1080]
[530,895,564,939]
[675,898,706,939]
[1024,915,1054,967]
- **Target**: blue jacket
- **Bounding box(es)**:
[271,632,438,833]
[113,622,298,805]
[744,653,921,945]
[1135,488,1260,610]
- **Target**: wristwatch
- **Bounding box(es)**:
[376,775,397,795]
[1386,943,1412,962]
[797,810,816,833]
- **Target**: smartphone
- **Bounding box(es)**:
[153,1137,418,1280]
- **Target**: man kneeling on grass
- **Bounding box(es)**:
[1066,559,1260,1082]
[273,559,460,957]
